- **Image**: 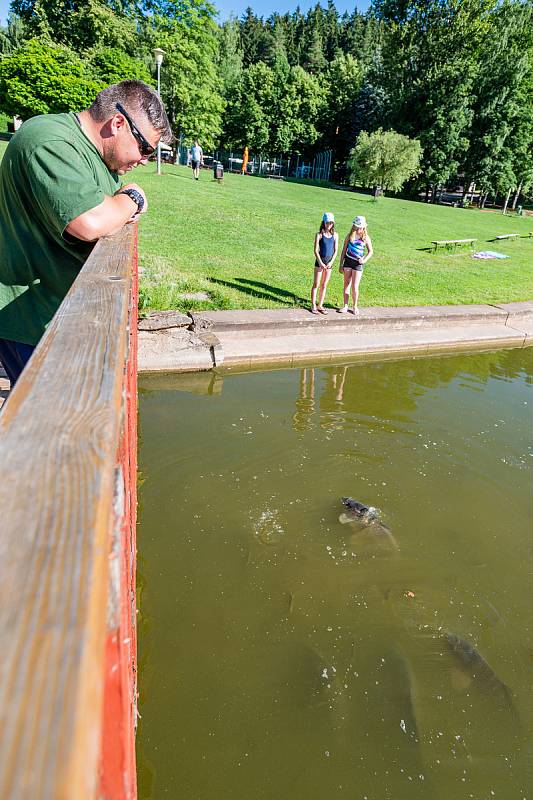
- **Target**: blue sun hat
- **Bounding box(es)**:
[322,212,334,223]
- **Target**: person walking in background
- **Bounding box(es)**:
[0,80,171,387]
[338,215,373,315]
[311,212,338,314]
[191,139,203,180]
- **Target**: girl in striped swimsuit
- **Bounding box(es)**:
[338,215,373,314]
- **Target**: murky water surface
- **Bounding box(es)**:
[137,348,533,800]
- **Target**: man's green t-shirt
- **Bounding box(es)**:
[0,113,121,345]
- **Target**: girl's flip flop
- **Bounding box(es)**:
[317,307,328,315]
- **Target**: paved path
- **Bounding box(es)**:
[138,301,533,373]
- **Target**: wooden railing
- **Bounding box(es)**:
[0,226,139,799]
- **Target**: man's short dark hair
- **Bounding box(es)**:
[89,80,173,143]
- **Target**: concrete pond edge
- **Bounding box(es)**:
[137,301,533,374]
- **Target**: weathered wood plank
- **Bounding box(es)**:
[0,226,136,799]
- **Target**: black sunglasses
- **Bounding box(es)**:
[116,102,156,157]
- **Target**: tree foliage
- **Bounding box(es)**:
[217,18,244,95]
[0,13,26,54]
[140,0,224,148]
[348,128,422,192]
[223,61,324,154]
[10,0,137,51]
[224,62,276,151]
[464,0,532,196]
[0,0,531,205]
[0,38,103,119]
[320,53,363,165]
[87,46,151,85]
[273,65,324,152]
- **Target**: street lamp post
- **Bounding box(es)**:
[153,48,165,176]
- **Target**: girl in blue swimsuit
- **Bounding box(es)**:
[311,212,339,314]
[338,215,373,314]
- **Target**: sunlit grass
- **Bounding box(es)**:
[2,141,531,312]
[135,163,533,312]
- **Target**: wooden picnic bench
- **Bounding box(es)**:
[431,238,477,252]
[494,233,520,240]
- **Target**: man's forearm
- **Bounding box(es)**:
[65,194,138,242]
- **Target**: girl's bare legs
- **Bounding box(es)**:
[317,267,332,310]
[311,267,322,311]
[351,269,363,313]
[339,268,352,312]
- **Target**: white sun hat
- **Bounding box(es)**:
[353,215,367,228]
[323,212,335,223]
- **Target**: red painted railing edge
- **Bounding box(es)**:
[99,230,139,800]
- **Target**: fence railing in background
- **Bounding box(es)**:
[172,145,333,182]
[0,225,139,799]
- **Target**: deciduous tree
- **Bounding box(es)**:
[217,18,244,95]
[0,13,26,54]
[348,128,422,193]
[0,38,103,119]
[223,62,276,150]
[373,0,493,194]
[87,46,151,84]
[141,0,224,148]
[11,0,137,51]
[463,0,532,204]
[273,65,324,153]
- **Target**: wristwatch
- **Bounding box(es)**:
[119,188,145,213]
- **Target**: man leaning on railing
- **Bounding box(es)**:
[0,80,171,386]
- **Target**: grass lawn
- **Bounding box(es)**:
[1,140,531,312]
[135,163,533,313]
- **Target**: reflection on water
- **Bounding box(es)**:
[137,348,533,800]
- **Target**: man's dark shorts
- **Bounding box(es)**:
[0,338,36,385]
[191,159,199,170]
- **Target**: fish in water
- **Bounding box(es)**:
[339,497,399,550]
[444,632,519,721]
[340,497,380,525]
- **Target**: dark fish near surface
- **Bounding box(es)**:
[444,632,518,719]
[340,497,380,524]
[339,497,399,549]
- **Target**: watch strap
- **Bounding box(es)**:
[119,188,145,213]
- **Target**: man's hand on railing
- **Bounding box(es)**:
[120,183,148,222]
[66,184,149,241]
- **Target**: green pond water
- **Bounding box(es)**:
[137,347,533,800]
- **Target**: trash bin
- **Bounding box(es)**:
[213,162,224,182]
